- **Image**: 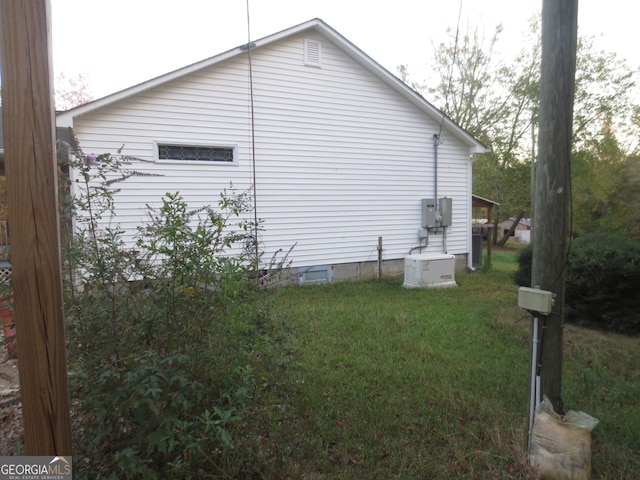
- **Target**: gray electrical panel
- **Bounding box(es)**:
[422,197,453,228]
[421,198,437,228]
[439,197,452,227]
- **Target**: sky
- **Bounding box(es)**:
[49,0,639,100]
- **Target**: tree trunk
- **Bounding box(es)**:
[497,211,525,247]
[491,211,500,246]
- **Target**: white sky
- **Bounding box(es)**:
[49,0,638,100]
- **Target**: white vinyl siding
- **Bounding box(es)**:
[66,31,474,269]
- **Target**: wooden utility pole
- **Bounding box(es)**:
[0,0,73,454]
[531,0,578,412]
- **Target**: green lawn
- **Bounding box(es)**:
[253,250,639,479]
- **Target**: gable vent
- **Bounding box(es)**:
[304,39,322,67]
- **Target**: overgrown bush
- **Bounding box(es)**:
[512,233,640,335]
[565,233,640,335]
[60,140,295,478]
[512,244,533,288]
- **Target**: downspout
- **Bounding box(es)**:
[468,152,485,269]
[433,134,447,253]
[443,218,448,254]
[467,161,474,270]
[433,134,439,201]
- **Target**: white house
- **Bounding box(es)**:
[57,18,487,284]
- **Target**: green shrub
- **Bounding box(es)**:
[512,233,640,335]
[565,233,640,335]
[512,244,533,287]
[60,140,294,478]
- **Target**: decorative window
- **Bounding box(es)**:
[158,144,235,163]
[304,39,322,67]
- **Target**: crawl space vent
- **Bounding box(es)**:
[304,39,322,67]
[299,265,332,285]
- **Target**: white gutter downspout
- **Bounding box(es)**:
[433,134,448,254]
[467,158,474,269]
[433,134,439,201]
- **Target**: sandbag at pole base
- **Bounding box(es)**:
[530,396,599,480]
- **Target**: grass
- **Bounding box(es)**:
[247,249,640,479]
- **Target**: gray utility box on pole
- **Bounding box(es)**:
[518,287,554,314]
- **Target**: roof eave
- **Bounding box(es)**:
[308,21,487,154]
[57,17,488,155]
[472,194,500,207]
[57,18,330,126]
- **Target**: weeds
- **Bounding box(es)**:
[60,139,294,478]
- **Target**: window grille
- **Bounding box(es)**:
[158,145,234,162]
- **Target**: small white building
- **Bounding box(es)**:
[57,19,487,283]
[498,218,532,244]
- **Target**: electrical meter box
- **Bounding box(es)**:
[421,197,452,228]
[439,197,452,227]
[421,198,437,228]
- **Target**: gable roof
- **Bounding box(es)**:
[57,18,487,154]
[472,194,499,208]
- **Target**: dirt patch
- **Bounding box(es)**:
[0,357,19,391]
[0,356,23,455]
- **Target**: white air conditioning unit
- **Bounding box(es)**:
[403,254,457,288]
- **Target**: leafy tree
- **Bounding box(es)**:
[569,40,640,239]
[614,154,640,240]
[55,72,93,110]
[572,37,638,151]
[401,17,640,241]
[426,23,507,139]
[571,126,626,236]
[403,21,540,235]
